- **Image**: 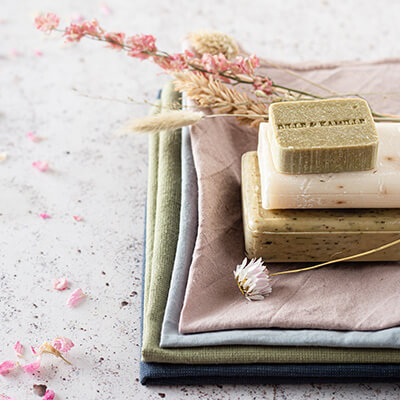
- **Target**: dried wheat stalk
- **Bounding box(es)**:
[173,71,269,127]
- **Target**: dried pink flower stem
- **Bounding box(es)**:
[35,13,400,122]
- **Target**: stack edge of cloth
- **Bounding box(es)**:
[140,61,400,384]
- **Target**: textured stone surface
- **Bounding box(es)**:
[1,0,400,398]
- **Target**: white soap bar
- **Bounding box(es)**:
[257,122,400,209]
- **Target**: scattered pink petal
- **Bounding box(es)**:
[31,346,37,355]
[0,395,15,400]
[100,3,112,15]
[21,357,41,373]
[34,49,43,56]
[0,361,17,376]
[27,131,43,142]
[53,278,68,291]
[73,215,83,222]
[67,288,87,307]
[52,337,74,353]
[32,161,49,172]
[14,341,24,358]
[10,48,19,57]
[43,390,55,400]
[39,213,51,219]
[71,13,84,22]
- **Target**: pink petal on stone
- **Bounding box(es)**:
[0,361,17,376]
[67,288,87,307]
[0,395,15,400]
[52,337,74,353]
[10,49,18,57]
[71,13,84,22]
[43,390,55,400]
[39,213,51,219]
[73,215,83,222]
[53,278,68,291]
[14,341,23,357]
[31,346,37,355]
[100,3,112,15]
[27,132,43,142]
[34,49,43,56]
[21,357,41,373]
[32,161,49,172]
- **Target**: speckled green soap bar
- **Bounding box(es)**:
[242,151,400,262]
[269,98,378,174]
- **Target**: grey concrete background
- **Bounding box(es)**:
[1,0,400,398]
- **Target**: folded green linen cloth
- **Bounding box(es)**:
[143,98,161,327]
[141,81,400,364]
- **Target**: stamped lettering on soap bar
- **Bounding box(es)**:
[277,118,366,130]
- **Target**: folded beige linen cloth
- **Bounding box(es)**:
[179,58,400,334]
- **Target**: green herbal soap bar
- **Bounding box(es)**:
[242,151,400,262]
[268,98,378,174]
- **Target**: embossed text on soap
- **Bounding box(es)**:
[277,118,366,130]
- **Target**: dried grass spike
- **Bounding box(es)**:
[123,110,204,134]
[188,30,239,60]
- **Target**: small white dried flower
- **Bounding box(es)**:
[234,257,272,301]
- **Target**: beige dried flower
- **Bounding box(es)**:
[38,342,72,365]
[123,110,205,134]
[188,30,239,60]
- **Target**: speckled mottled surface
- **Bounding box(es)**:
[1,0,400,398]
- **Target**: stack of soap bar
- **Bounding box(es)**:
[258,123,400,209]
[269,99,378,174]
[242,151,400,262]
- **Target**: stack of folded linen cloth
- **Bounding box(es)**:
[140,57,400,385]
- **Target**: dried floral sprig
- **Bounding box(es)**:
[236,237,400,301]
[34,13,400,128]
[188,30,239,60]
[33,14,284,99]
